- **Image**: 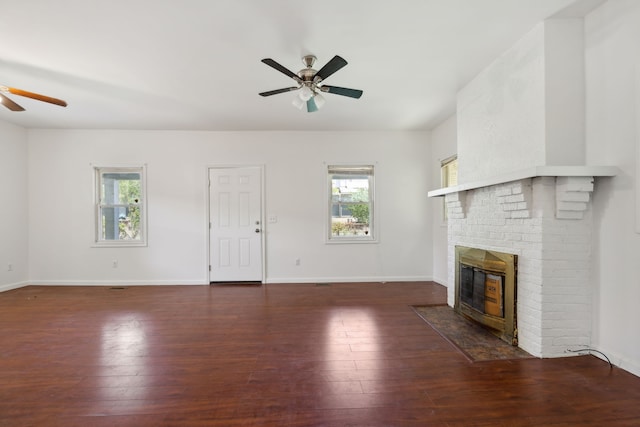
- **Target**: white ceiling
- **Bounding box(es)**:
[0,0,596,131]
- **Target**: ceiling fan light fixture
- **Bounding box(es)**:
[292,95,305,110]
[299,85,313,101]
[313,93,325,109]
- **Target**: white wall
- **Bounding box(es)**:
[585,0,640,377]
[457,22,545,183]
[457,19,586,184]
[27,129,433,285]
[0,120,28,291]
[429,115,457,286]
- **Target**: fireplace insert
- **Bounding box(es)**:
[455,246,517,345]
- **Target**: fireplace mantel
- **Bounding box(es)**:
[428,165,619,198]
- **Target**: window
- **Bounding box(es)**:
[441,155,458,188]
[328,165,375,242]
[440,155,458,222]
[94,166,146,246]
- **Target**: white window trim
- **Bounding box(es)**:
[325,162,378,244]
[92,164,148,248]
[440,155,457,225]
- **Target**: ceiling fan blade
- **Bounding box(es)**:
[259,87,299,97]
[0,93,25,111]
[261,58,301,82]
[314,55,348,82]
[320,85,363,99]
[7,86,67,107]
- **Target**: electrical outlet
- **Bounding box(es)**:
[7,263,13,272]
[295,258,301,266]
[112,260,118,268]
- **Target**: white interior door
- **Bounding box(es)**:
[209,167,263,282]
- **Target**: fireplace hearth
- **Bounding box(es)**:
[455,246,517,346]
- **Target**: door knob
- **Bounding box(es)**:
[255,228,261,233]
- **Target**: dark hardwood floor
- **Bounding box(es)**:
[0,282,638,426]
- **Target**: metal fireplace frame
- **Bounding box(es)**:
[454,245,518,345]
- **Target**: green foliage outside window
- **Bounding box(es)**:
[349,203,369,224]
[117,179,141,240]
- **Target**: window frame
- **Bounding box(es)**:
[326,164,377,244]
[440,155,458,223]
[441,155,458,188]
[93,164,148,247]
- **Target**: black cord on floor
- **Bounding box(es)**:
[567,348,613,369]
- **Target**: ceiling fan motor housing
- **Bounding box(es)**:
[302,55,316,68]
[299,68,317,83]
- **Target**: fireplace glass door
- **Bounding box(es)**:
[455,246,517,345]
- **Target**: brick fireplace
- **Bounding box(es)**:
[436,172,615,358]
[427,18,619,358]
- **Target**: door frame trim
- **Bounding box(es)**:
[205,164,266,284]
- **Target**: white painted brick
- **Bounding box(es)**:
[510,210,530,218]
[505,194,526,203]
[543,303,589,315]
[542,294,590,305]
[485,218,507,226]
[522,233,543,243]
[552,337,588,347]
[558,191,590,203]
[542,318,588,329]
[561,234,591,245]
[543,310,581,320]
[447,179,593,358]
[542,250,590,262]
[510,182,525,194]
[556,176,594,192]
[495,187,512,197]
[545,269,589,280]
[503,232,522,241]
[557,201,588,211]
[445,193,461,202]
[505,218,525,226]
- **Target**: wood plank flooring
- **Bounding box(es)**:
[0,282,638,426]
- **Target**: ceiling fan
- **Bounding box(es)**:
[0,85,67,112]
[259,54,363,113]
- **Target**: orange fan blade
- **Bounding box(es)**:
[7,86,67,107]
[0,93,25,111]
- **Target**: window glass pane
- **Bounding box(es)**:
[441,157,458,187]
[328,165,374,241]
[440,156,457,222]
[101,205,141,241]
[101,173,141,205]
[95,167,145,245]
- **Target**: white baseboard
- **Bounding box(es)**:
[5,276,436,288]
[591,347,640,378]
[265,275,432,284]
[27,279,207,286]
[0,281,29,293]
[431,276,449,288]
